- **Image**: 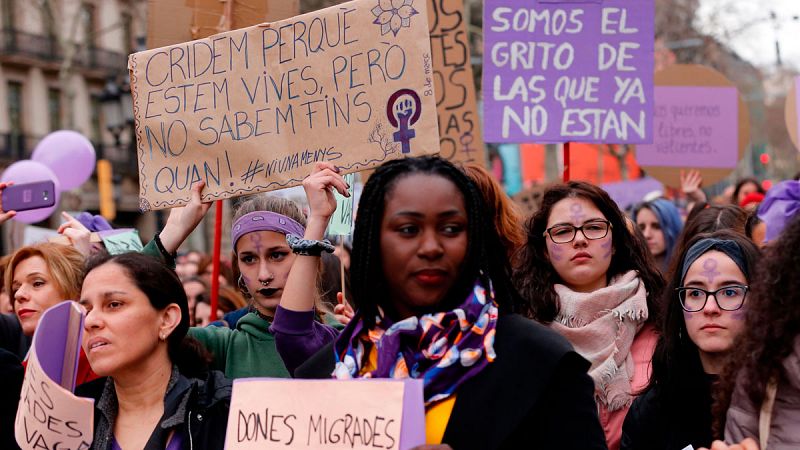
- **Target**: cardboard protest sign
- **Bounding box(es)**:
[99,229,145,255]
[147,0,301,49]
[635,87,739,168]
[428,0,485,165]
[636,64,750,189]
[130,0,440,211]
[328,173,356,236]
[482,0,654,144]
[224,378,425,449]
[784,77,799,150]
[15,302,94,450]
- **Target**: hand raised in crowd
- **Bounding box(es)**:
[333,292,354,325]
[303,162,350,227]
[700,438,760,450]
[160,181,212,254]
[57,211,93,256]
[0,181,17,224]
[681,169,707,204]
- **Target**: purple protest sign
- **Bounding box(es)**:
[600,177,663,211]
[483,0,654,144]
[636,86,739,169]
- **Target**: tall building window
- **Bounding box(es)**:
[90,94,102,144]
[48,88,62,131]
[1,0,15,31]
[121,12,133,55]
[81,3,96,48]
[7,81,23,155]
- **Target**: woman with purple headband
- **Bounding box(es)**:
[187,194,320,378]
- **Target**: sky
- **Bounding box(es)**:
[696,0,800,71]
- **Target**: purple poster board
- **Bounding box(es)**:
[33,302,85,391]
[636,86,738,168]
[600,177,663,211]
[483,0,654,144]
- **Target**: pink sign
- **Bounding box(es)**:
[795,77,800,141]
[636,86,738,168]
[15,302,94,450]
[225,378,424,449]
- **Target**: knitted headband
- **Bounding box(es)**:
[231,211,305,253]
[679,238,748,285]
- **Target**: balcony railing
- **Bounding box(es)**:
[0,133,138,177]
[0,29,127,75]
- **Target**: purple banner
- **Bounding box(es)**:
[636,86,738,168]
[483,0,654,144]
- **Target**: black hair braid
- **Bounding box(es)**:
[350,156,521,328]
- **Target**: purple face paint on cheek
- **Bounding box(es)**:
[683,310,694,321]
[570,203,585,223]
[732,308,747,321]
[601,240,612,259]
[548,243,564,261]
[700,258,720,283]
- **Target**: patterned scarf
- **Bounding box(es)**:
[332,279,499,405]
[550,270,648,411]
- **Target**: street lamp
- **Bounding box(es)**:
[100,79,124,146]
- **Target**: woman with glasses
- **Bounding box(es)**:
[621,230,760,450]
[515,181,665,450]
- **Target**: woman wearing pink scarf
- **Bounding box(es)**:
[515,181,665,450]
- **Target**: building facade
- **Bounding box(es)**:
[0,0,158,251]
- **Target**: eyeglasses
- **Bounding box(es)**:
[543,220,612,244]
[676,285,749,312]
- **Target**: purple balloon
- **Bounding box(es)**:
[0,160,61,224]
[32,130,96,190]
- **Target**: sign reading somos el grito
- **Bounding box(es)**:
[129,0,439,211]
[482,0,654,144]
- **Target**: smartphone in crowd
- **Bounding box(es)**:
[2,180,56,212]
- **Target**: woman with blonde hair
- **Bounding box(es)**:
[6,242,100,384]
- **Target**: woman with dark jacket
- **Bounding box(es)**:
[76,253,231,449]
[275,158,607,449]
[621,231,760,450]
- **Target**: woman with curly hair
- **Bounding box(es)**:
[621,230,760,450]
[515,181,664,450]
[717,215,800,449]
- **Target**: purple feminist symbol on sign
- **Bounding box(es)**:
[387,89,422,154]
[701,259,720,283]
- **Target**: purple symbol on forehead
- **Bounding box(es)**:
[701,259,720,283]
[570,203,585,223]
[250,232,263,254]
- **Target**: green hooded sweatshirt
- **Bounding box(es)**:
[188,312,289,379]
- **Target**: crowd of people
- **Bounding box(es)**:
[0,159,799,450]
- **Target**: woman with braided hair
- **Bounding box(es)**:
[275,157,606,449]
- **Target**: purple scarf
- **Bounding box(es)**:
[332,279,499,404]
